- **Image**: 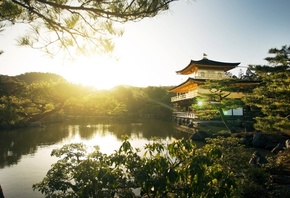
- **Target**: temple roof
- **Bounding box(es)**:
[168,78,205,93]
[176,58,240,75]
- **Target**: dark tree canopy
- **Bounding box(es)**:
[0,0,180,57]
[189,79,247,131]
[244,45,290,134]
[16,72,66,84]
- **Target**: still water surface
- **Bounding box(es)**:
[0,119,190,197]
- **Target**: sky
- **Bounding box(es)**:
[0,0,290,90]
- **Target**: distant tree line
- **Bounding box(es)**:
[0,72,174,128]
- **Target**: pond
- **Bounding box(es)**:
[0,118,192,198]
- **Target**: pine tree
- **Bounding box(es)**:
[190,79,248,131]
[243,45,290,134]
[0,0,179,57]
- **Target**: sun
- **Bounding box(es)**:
[62,56,124,90]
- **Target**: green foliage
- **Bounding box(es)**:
[190,79,246,131]
[0,75,26,97]
[243,45,290,134]
[35,137,271,197]
[0,0,22,22]
[192,79,245,117]
[138,86,174,118]
[0,73,174,128]
[0,0,179,57]
[0,73,92,127]
[110,86,138,113]
[16,72,66,84]
[110,86,174,118]
[33,136,281,197]
[265,45,290,66]
[0,96,23,127]
[66,93,128,117]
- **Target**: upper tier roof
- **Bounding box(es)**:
[176,58,240,75]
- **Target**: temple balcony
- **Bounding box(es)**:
[171,90,198,102]
[172,111,196,119]
[194,72,231,80]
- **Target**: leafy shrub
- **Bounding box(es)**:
[33,136,279,197]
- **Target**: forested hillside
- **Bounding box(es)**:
[0,72,174,128]
[16,72,66,84]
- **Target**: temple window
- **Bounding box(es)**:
[208,71,213,78]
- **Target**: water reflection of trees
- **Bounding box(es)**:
[0,124,71,168]
[77,124,112,139]
[108,119,188,140]
[70,119,185,140]
[0,119,188,168]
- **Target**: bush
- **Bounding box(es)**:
[33,136,279,197]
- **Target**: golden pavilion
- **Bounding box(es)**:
[169,54,252,121]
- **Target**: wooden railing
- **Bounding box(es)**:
[194,72,232,79]
[171,90,198,102]
[173,112,196,119]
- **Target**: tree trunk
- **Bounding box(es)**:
[0,184,5,198]
[218,108,231,132]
